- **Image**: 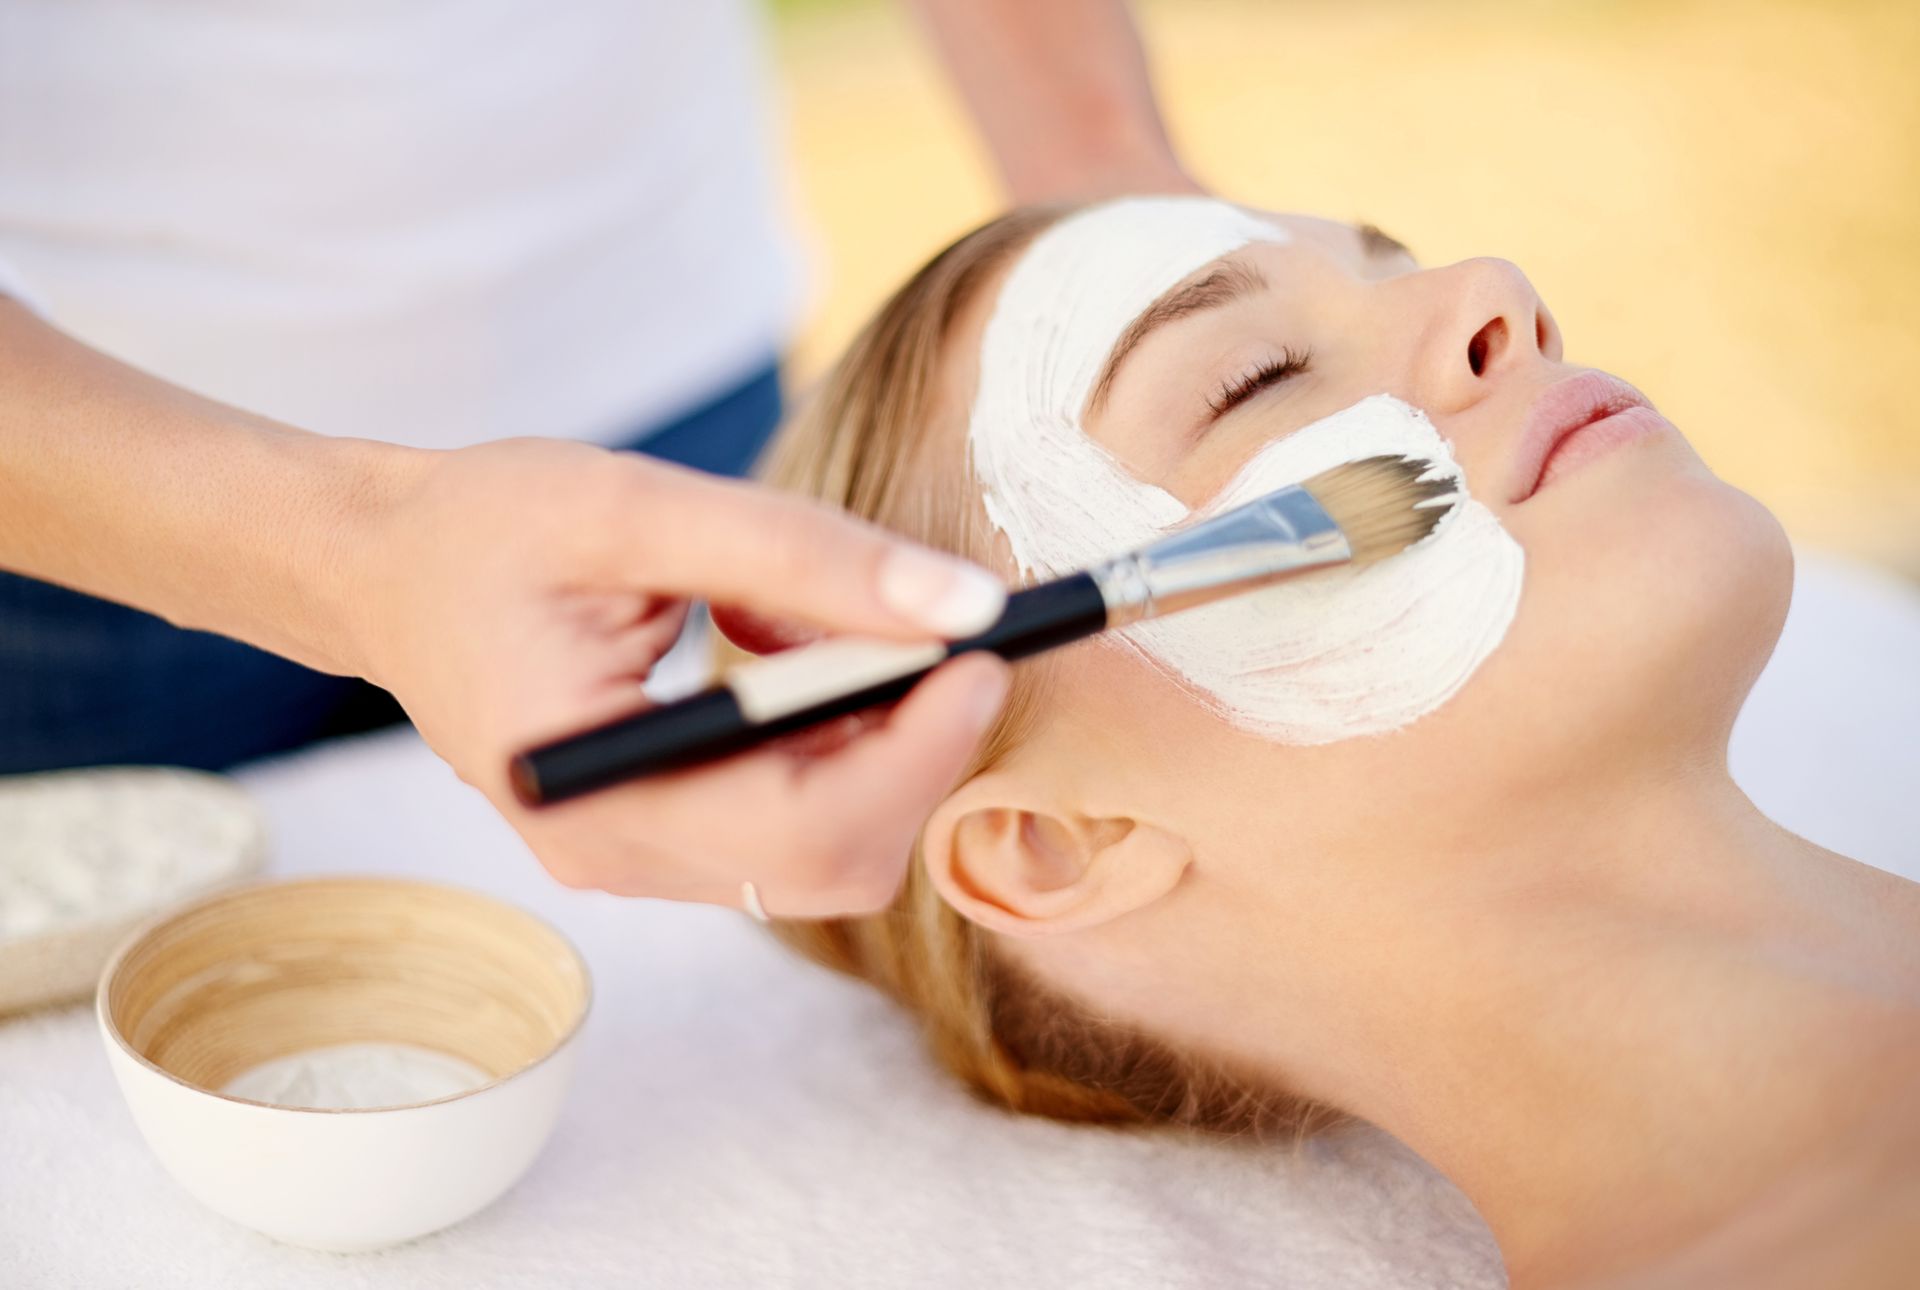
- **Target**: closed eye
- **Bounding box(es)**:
[1206,346,1313,419]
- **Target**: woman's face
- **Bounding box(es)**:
[921,203,1792,1007]
[1074,212,1792,768]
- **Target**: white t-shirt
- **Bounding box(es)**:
[0,0,803,449]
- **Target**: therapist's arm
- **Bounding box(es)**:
[0,299,1009,917]
[907,0,1200,202]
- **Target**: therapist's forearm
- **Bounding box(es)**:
[908,0,1199,203]
[0,299,420,676]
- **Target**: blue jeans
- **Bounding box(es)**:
[0,361,783,773]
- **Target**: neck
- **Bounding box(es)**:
[1237,766,1920,1288]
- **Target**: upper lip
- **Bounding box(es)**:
[1511,370,1652,502]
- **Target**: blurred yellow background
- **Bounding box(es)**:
[769,0,1919,577]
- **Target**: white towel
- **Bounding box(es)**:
[3,552,1915,1289]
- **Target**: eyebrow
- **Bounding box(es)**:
[1088,259,1269,414]
[1358,222,1413,260]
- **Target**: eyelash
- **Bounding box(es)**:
[1207,346,1313,418]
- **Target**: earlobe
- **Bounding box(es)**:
[923,772,1191,937]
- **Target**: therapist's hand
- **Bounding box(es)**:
[0,300,1003,916]
[344,437,1011,918]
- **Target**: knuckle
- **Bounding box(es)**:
[828,844,908,910]
[791,844,852,889]
[838,868,905,914]
[758,505,832,586]
[543,854,602,892]
[771,833,867,895]
[605,454,668,518]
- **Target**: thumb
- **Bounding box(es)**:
[603,458,1005,641]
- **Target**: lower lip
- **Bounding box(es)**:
[1534,404,1672,495]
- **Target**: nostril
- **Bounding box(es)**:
[1535,311,1549,353]
[1467,317,1505,377]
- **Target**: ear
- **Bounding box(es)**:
[922,769,1192,937]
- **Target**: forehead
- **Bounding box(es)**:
[992,199,1291,351]
[933,203,1401,440]
[958,199,1285,422]
[952,203,1397,364]
[1006,201,1396,298]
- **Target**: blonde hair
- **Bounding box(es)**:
[757,207,1336,1136]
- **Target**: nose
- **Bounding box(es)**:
[1411,258,1561,416]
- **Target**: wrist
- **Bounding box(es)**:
[285,432,435,682]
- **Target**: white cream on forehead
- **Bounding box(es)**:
[967,196,1524,743]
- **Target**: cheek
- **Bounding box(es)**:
[1050,631,1462,840]
[1041,643,1306,823]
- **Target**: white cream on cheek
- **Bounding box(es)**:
[967,197,1525,744]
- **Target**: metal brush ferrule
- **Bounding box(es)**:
[1089,482,1353,628]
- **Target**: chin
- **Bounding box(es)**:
[1479,441,1793,777]
[1608,455,1792,743]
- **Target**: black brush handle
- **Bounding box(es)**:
[510,572,1108,805]
[943,570,1108,660]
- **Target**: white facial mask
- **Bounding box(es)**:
[967,197,1524,744]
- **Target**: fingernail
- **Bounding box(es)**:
[879,547,1006,637]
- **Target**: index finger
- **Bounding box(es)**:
[600,458,1005,641]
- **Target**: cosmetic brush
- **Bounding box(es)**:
[510,454,1456,806]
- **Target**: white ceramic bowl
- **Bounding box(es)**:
[97,876,591,1251]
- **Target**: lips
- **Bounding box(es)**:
[1511,371,1663,502]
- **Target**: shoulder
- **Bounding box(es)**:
[1563,1105,1920,1290]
